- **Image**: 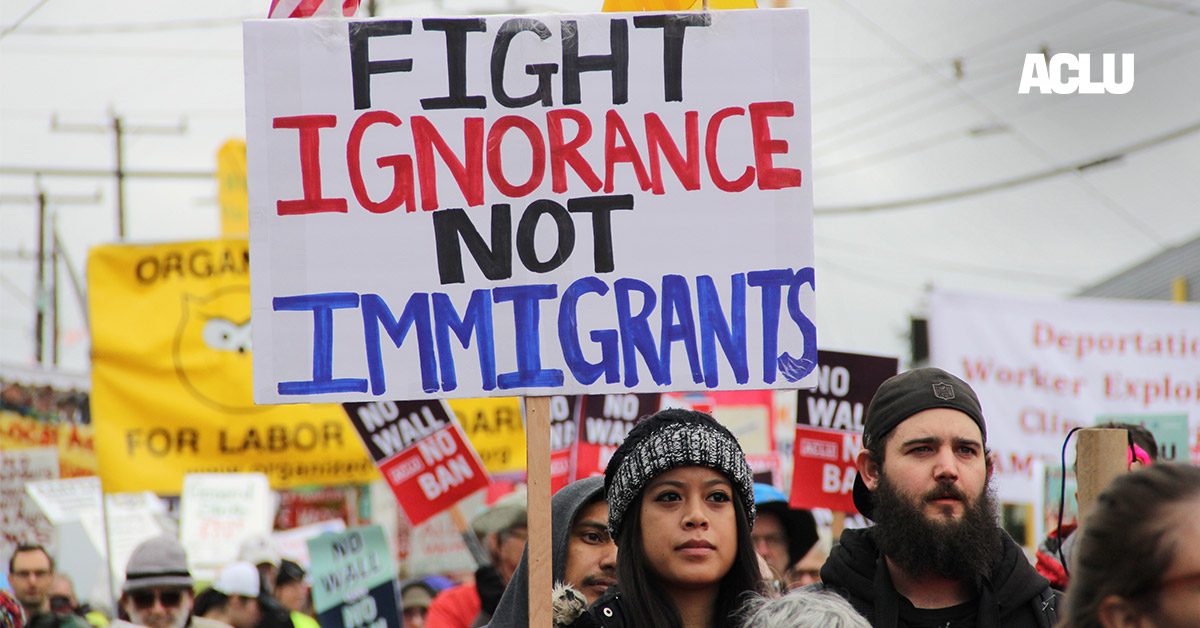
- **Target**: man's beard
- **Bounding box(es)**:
[128,605,189,628]
[870,472,1004,582]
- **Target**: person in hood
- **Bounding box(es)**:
[483,476,617,628]
[561,408,764,628]
[817,367,1059,628]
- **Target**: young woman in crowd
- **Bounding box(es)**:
[563,408,764,628]
[1057,463,1200,628]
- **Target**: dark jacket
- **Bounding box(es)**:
[28,612,90,628]
[818,527,1059,628]
[558,586,627,628]
[484,477,607,628]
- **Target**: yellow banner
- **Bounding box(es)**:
[450,397,526,475]
[88,238,378,493]
[217,139,249,236]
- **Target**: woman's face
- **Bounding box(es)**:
[1139,497,1200,628]
[639,466,738,595]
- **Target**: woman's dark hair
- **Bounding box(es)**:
[615,478,764,628]
[1058,463,1200,628]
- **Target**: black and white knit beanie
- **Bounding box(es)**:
[603,408,756,543]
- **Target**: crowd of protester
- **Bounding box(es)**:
[4,368,1194,628]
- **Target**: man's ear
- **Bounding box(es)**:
[856,449,881,491]
[1097,594,1148,628]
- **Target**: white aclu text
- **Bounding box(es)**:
[1018,53,1134,95]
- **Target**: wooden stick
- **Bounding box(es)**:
[1075,428,1128,530]
[448,505,491,568]
[524,396,553,628]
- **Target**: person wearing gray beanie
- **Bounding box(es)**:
[561,408,763,628]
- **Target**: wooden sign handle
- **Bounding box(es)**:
[524,396,553,628]
[1075,427,1128,531]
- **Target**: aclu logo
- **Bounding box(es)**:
[1018,53,1134,95]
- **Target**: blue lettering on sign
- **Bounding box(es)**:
[271,267,816,396]
[558,277,620,385]
[273,292,369,395]
[494,284,565,389]
[432,290,496,392]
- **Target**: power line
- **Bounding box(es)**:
[0,0,53,41]
[815,118,1200,215]
[816,236,1083,286]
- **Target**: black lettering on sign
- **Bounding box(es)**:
[216,422,345,455]
[632,13,711,102]
[433,195,633,285]
[491,18,558,108]
[560,19,629,106]
[421,19,488,110]
[349,21,415,111]
[126,428,200,457]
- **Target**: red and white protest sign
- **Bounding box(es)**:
[790,426,861,512]
[548,395,580,494]
[790,350,897,512]
[573,393,660,479]
[344,400,489,526]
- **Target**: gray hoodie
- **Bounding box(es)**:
[483,476,607,628]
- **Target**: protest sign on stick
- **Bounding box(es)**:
[246,9,815,626]
[343,397,491,566]
[179,473,274,574]
[308,525,400,628]
[790,351,897,515]
[244,10,816,404]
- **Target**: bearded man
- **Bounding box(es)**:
[114,537,200,628]
[817,368,1060,628]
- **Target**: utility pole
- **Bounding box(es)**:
[1,181,100,366]
[52,110,186,240]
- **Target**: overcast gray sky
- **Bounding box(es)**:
[3,0,1199,375]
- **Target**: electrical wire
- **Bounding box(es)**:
[815,117,1200,215]
[0,0,53,41]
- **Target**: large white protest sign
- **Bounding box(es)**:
[245,10,816,403]
[930,290,1200,502]
[26,476,103,524]
[180,473,274,571]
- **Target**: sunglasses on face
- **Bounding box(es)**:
[130,590,186,609]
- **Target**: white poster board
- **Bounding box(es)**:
[1,448,58,560]
[79,492,167,594]
[179,473,274,571]
[929,290,1200,502]
[244,10,816,403]
[26,476,103,524]
[271,519,347,568]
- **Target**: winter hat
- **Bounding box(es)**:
[123,536,195,592]
[604,408,755,543]
[213,562,260,598]
[852,367,987,520]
